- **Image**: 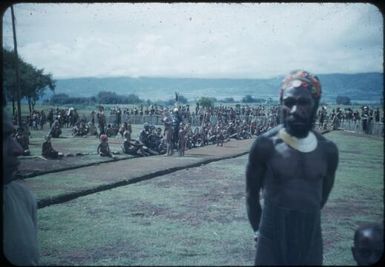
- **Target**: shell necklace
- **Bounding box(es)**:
[278,128,317,153]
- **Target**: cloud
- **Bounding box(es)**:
[2,2,383,79]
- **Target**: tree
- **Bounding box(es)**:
[178,94,188,104]
[336,95,351,105]
[197,97,216,108]
[242,95,254,103]
[166,94,188,106]
[220,97,235,103]
[50,93,70,105]
[3,48,55,115]
[242,95,265,103]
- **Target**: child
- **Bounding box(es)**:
[97,134,112,157]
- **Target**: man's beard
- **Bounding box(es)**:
[284,116,313,138]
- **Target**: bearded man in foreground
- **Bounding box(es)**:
[246,70,339,265]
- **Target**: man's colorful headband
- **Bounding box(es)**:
[279,70,322,101]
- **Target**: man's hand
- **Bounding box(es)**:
[254,230,260,243]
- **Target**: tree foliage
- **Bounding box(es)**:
[219,97,235,103]
[197,96,216,108]
[241,95,265,103]
[336,95,351,105]
[166,94,188,106]
[3,48,55,111]
[49,91,144,105]
[96,91,142,104]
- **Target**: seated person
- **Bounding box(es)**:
[87,122,98,136]
[352,223,384,266]
[118,122,128,138]
[15,127,31,156]
[106,123,118,137]
[49,120,62,138]
[72,120,87,136]
[42,135,62,159]
[122,139,155,157]
[122,138,139,155]
[97,134,112,157]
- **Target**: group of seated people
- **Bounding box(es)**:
[41,135,63,159]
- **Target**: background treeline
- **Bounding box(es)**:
[48,92,271,106]
[49,91,142,105]
[3,48,55,114]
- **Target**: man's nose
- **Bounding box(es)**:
[290,105,299,114]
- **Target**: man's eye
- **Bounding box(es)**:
[298,99,311,105]
[284,100,295,107]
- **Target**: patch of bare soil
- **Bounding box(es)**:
[57,240,140,265]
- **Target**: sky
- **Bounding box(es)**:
[2,2,383,79]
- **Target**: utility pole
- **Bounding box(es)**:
[11,5,22,126]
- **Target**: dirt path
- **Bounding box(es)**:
[24,138,255,208]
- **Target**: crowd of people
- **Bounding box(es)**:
[10,103,282,159]
[10,101,383,160]
[317,105,383,134]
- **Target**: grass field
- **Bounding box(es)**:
[35,130,383,265]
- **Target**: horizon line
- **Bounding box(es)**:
[53,71,384,80]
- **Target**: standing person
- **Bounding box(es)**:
[178,122,186,156]
[172,107,182,152]
[47,108,54,128]
[361,106,370,134]
[374,107,380,123]
[246,70,339,265]
[40,110,46,130]
[97,105,106,136]
[3,111,39,265]
[90,110,96,125]
[163,117,174,156]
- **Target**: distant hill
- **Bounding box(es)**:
[47,72,383,103]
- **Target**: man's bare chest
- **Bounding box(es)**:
[268,142,328,182]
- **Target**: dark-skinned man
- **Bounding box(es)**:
[3,111,39,265]
[246,70,339,265]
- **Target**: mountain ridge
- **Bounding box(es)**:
[48,72,383,103]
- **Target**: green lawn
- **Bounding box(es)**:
[36,130,383,265]
[321,131,383,265]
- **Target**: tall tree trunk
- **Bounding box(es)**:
[12,97,15,117]
[11,6,22,126]
[28,97,32,116]
[31,98,36,112]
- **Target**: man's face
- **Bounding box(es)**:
[281,86,316,138]
[352,228,384,266]
[3,118,23,180]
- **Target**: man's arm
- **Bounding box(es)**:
[246,136,273,232]
[321,140,339,208]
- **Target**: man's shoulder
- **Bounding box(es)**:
[5,180,37,204]
[250,125,282,158]
[313,130,338,155]
[256,125,282,142]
